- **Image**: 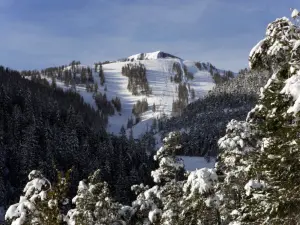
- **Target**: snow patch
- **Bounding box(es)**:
[148,208,162,223]
[127,51,179,61]
[183,168,218,196]
[179,156,215,171]
[281,71,300,114]
[128,51,162,60]
[244,179,266,196]
[249,39,265,68]
[291,8,299,19]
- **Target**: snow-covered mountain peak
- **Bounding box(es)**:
[127,51,180,61]
[37,53,230,139]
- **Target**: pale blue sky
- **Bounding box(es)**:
[0,0,298,71]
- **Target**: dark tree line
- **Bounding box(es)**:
[121,63,152,96]
[170,63,194,83]
[21,70,41,77]
[94,92,115,116]
[195,61,235,84]
[127,117,134,129]
[132,98,148,117]
[211,71,235,84]
[86,82,98,93]
[111,96,122,112]
[172,83,189,116]
[195,61,213,71]
[171,62,183,83]
[0,66,155,210]
[64,66,93,86]
[97,63,105,86]
[40,62,94,87]
[183,64,194,80]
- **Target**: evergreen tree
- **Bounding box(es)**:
[51,76,57,89]
[99,64,105,86]
[80,70,87,84]
[66,170,130,225]
[120,125,126,136]
[190,88,195,100]
[151,118,157,132]
[131,132,220,224]
[218,12,300,224]
[151,132,185,184]
[127,117,132,129]
[152,103,156,112]
[5,171,54,225]
[93,83,98,93]
[131,132,186,224]
[172,62,182,83]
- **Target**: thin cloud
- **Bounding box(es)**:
[0,0,299,71]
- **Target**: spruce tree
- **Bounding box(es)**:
[218,12,300,224]
[51,76,57,89]
[99,64,105,86]
[65,169,129,225]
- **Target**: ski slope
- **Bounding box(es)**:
[40,52,215,138]
[100,57,214,137]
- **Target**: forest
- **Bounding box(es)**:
[121,63,152,96]
[0,67,156,211]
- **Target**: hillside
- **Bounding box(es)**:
[0,66,155,214]
[29,51,232,139]
[102,57,215,137]
[161,69,270,156]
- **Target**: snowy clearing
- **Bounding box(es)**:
[179,156,216,171]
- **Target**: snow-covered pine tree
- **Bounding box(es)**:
[131,132,220,225]
[151,132,185,184]
[5,170,50,225]
[179,167,220,225]
[131,132,185,224]
[218,12,300,224]
[216,120,257,223]
[65,169,131,225]
[5,170,69,225]
[153,132,184,224]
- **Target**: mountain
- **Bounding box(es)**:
[30,51,232,139]
[101,56,214,137]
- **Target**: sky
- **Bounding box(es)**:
[0,0,299,72]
